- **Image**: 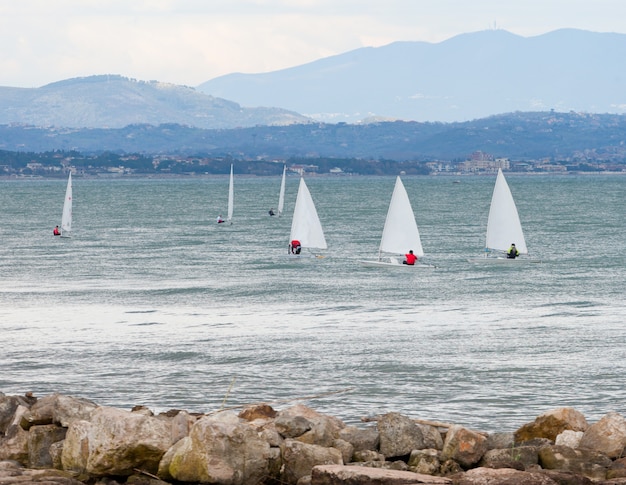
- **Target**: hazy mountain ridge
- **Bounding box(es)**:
[0,75,310,129]
[198,29,626,123]
[3,111,626,163]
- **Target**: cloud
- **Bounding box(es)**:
[1,0,625,88]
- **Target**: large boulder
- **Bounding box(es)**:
[538,444,612,480]
[0,460,84,485]
[0,395,32,434]
[20,393,97,430]
[607,456,626,480]
[408,449,441,475]
[27,424,67,468]
[441,425,488,468]
[556,430,584,448]
[453,467,560,484]
[61,406,172,477]
[165,409,196,444]
[0,423,30,463]
[311,464,452,484]
[515,408,588,443]
[280,439,343,485]
[276,404,345,447]
[338,426,379,452]
[478,446,538,470]
[579,412,626,459]
[377,413,425,458]
[165,411,270,485]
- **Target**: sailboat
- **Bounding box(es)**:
[277,164,286,217]
[468,168,539,263]
[60,172,72,238]
[227,164,234,224]
[360,176,430,268]
[288,177,327,257]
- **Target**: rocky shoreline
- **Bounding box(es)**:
[2,392,626,484]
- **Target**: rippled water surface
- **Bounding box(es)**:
[1,173,625,432]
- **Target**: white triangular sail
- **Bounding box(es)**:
[227,164,234,222]
[378,176,424,258]
[485,169,527,254]
[289,178,327,250]
[277,165,286,217]
[60,172,72,238]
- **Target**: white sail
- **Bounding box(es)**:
[60,172,72,238]
[289,178,327,250]
[227,164,234,222]
[485,169,527,254]
[379,176,424,257]
[277,164,286,217]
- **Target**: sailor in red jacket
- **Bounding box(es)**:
[53,225,61,236]
[403,249,417,265]
[289,239,302,254]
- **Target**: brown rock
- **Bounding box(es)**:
[165,411,270,485]
[0,424,30,463]
[579,412,626,459]
[538,469,594,484]
[479,446,539,470]
[238,403,277,421]
[441,425,488,468]
[515,408,588,443]
[311,464,452,484]
[453,467,560,484]
[0,460,84,484]
[538,444,611,481]
[281,439,343,485]
[608,457,626,479]
[408,449,441,475]
[27,424,67,468]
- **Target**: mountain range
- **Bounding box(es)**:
[198,28,626,123]
[0,75,309,129]
[0,29,626,132]
[3,111,626,163]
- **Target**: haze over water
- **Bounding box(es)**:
[1,173,625,432]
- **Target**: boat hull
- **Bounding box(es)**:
[359,259,433,268]
[467,256,541,264]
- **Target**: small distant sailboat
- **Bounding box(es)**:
[60,172,72,238]
[469,168,539,263]
[360,176,431,268]
[277,164,286,217]
[288,178,327,257]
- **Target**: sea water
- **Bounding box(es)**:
[1,173,625,432]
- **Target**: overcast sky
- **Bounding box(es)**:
[1,0,625,88]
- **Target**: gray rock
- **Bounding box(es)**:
[579,412,626,459]
[454,467,560,484]
[27,424,67,468]
[377,412,425,458]
[165,411,270,485]
[338,425,379,452]
[311,464,452,484]
[538,444,612,481]
[280,439,343,485]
